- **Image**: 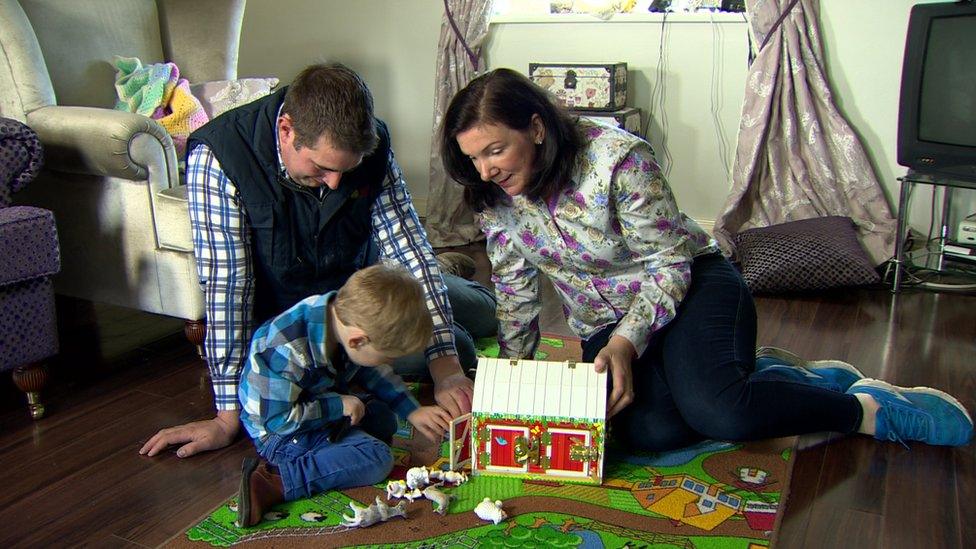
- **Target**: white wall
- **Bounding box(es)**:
[485,12,749,226]
[236,0,972,235]
[820,0,975,237]
[238,0,443,213]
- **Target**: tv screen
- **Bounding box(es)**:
[898,2,976,183]
[917,16,976,148]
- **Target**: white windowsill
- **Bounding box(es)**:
[490,12,748,24]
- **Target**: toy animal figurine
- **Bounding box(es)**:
[386,479,422,501]
[422,486,455,515]
[341,496,407,528]
[300,511,326,522]
[441,470,468,485]
[474,497,507,525]
[430,468,468,485]
[373,496,405,522]
[405,465,431,490]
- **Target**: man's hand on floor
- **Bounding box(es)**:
[139,409,240,458]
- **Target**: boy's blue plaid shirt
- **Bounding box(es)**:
[238,292,420,442]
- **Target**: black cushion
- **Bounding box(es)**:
[734,216,880,294]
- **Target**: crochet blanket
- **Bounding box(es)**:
[113,56,209,156]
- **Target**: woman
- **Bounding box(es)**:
[439,68,972,451]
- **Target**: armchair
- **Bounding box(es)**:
[1,117,59,419]
[0,0,247,352]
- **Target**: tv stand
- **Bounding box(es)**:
[891,170,976,292]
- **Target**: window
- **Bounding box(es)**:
[492,0,745,20]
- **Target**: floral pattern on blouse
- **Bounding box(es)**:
[480,120,718,359]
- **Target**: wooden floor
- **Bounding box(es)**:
[1,252,974,548]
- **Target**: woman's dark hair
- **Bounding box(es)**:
[439,68,581,212]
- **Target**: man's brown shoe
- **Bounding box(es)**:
[237,457,285,527]
[435,252,476,280]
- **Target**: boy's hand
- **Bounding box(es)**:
[340,395,365,424]
[408,405,453,441]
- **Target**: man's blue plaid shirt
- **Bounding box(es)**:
[187,135,456,411]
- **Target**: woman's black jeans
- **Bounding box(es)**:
[582,253,863,452]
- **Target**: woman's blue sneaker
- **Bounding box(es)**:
[753,346,865,392]
[847,378,974,447]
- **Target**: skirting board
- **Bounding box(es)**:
[697,218,716,237]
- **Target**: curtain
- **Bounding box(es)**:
[713,0,896,266]
[424,0,494,247]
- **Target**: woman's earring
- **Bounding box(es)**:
[535,138,543,145]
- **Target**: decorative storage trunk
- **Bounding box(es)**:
[529,62,628,111]
[469,357,608,484]
[581,107,643,137]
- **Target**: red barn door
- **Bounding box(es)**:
[547,428,590,475]
[486,425,527,470]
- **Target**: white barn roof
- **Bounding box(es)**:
[471,357,608,421]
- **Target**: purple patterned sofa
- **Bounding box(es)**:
[0,117,60,419]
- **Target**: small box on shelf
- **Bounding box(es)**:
[580,107,643,138]
[529,62,628,111]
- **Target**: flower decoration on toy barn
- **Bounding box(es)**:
[467,357,608,484]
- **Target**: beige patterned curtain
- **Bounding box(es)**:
[713,0,896,265]
[425,0,493,247]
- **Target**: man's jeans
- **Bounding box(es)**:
[392,273,497,378]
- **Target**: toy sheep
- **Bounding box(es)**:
[431,469,468,485]
[473,497,507,525]
[405,465,431,490]
[386,479,422,501]
[422,485,455,515]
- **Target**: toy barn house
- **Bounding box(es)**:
[456,357,609,484]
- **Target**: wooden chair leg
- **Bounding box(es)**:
[12,362,49,420]
[184,319,205,360]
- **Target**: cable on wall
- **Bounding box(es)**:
[647,11,674,176]
[709,11,734,179]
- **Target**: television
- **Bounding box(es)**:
[897,1,976,184]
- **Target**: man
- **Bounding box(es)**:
[140,63,495,458]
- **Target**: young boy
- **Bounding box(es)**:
[236,264,453,527]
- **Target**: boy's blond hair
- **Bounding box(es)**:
[333,264,433,356]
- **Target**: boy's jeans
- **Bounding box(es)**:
[254,398,397,501]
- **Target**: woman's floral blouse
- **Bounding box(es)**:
[479,120,718,359]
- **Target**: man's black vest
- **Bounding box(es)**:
[187,88,389,324]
